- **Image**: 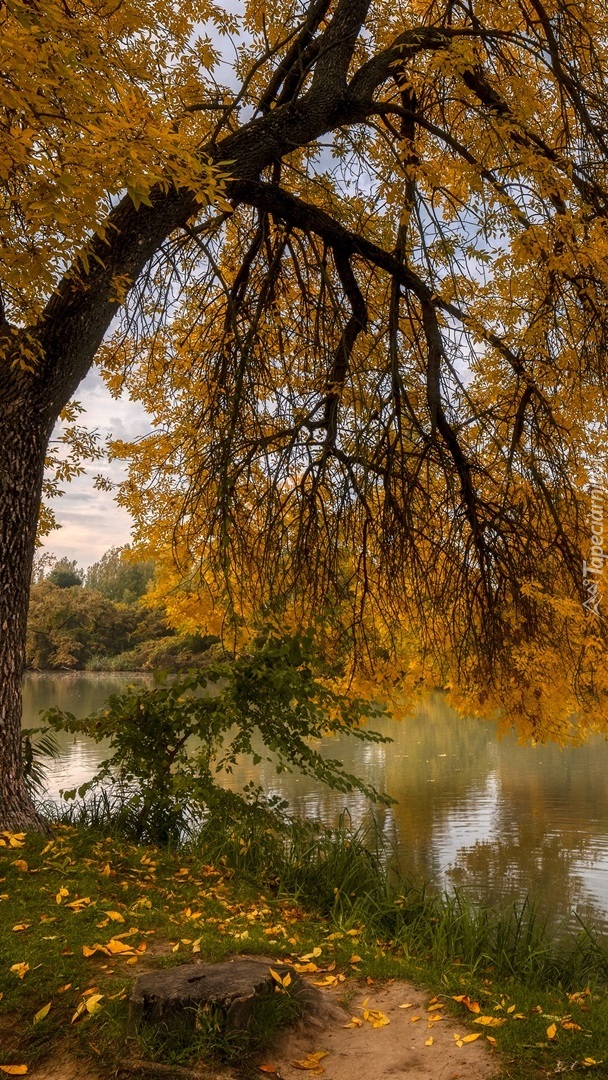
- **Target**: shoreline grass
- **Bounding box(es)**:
[1,817,608,1078]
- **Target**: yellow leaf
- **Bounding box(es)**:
[582,1059,603,1067]
[10,964,29,980]
[259,1066,278,1074]
[291,1052,328,1071]
[427,1002,444,1011]
[398,1003,413,1009]
[56,887,69,904]
[424,1036,434,1046]
[85,994,104,1015]
[12,924,30,932]
[452,995,481,1013]
[299,948,322,961]
[106,939,135,954]
[486,1036,497,1046]
[0,1067,28,1075]
[410,1016,421,1023]
[461,1033,481,1043]
[103,910,125,923]
[474,1016,507,1027]
[349,955,362,964]
[343,1017,363,1028]
[547,1024,557,1040]
[11,861,28,872]
[1,832,26,848]
[33,1003,51,1024]
[562,1021,582,1032]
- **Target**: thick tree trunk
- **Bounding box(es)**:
[0,381,52,831]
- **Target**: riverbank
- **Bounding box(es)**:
[1,825,607,1079]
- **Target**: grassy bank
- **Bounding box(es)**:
[1,821,608,1078]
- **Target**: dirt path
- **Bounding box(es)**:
[267,978,500,1080]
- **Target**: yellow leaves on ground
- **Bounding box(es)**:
[11,924,31,933]
[547,1023,557,1040]
[11,861,28,873]
[290,1051,328,1074]
[33,1003,51,1025]
[82,937,146,962]
[0,1067,28,1075]
[104,911,126,923]
[0,833,26,849]
[424,1036,433,1046]
[71,993,104,1024]
[582,1059,604,1068]
[342,1016,363,1029]
[453,1032,481,1047]
[55,887,69,905]
[473,1016,507,1028]
[361,999,390,1029]
[9,964,29,980]
[452,994,481,1013]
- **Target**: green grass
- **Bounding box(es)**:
[2,821,608,1078]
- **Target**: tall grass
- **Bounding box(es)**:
[188,807,608,990]
[48,790,608,992]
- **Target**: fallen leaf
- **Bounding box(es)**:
[398,1003,413,1009]
[85,994,104,1015]
[562,1021,583,1032]
[474,1016,507,1028]
[410,1016,421,1023]
[11,861,28,872]
[56,887,69,904]
[547,1024,557,1040]
[259,1067,278,1074]
[33,1003,51,1024]
[452,995,481,1014]
[427,1002,444,1011]
[11,925,31,933]
[486,1036,497,1046]
[104,911,125,923]
[291,1051,329,1072]
[10,964,29,980]
[461,1033,481,1044]
[349,955,362,965]
[343,1017,363,1028]
[424,1036,434,1046]
[582,1059,604,1067]
[0,1067,28,1075]
[0,832,26,847]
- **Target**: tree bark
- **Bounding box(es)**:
[0,366,52,831]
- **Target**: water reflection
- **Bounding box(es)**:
[22,674,608,931]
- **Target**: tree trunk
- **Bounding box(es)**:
[0,380,52,832]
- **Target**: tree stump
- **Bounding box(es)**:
[129,958,336,1035]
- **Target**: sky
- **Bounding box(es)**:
[40,370,152,571]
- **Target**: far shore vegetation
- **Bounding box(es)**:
[27,548,218,673]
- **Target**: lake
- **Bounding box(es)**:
[22,672,608,933]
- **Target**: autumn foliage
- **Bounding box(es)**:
[3,0,608,834]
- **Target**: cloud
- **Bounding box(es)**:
[41,369,152,568]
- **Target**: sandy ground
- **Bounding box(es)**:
[268,978,500,1080]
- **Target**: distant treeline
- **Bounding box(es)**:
[27,548,217,671]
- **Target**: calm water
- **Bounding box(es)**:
[23,672,608,932]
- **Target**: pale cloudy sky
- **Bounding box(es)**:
[41,370,152,571]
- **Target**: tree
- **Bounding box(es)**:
[85,547,155,603]
[1,0,608,829]
[46,558,83,590]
